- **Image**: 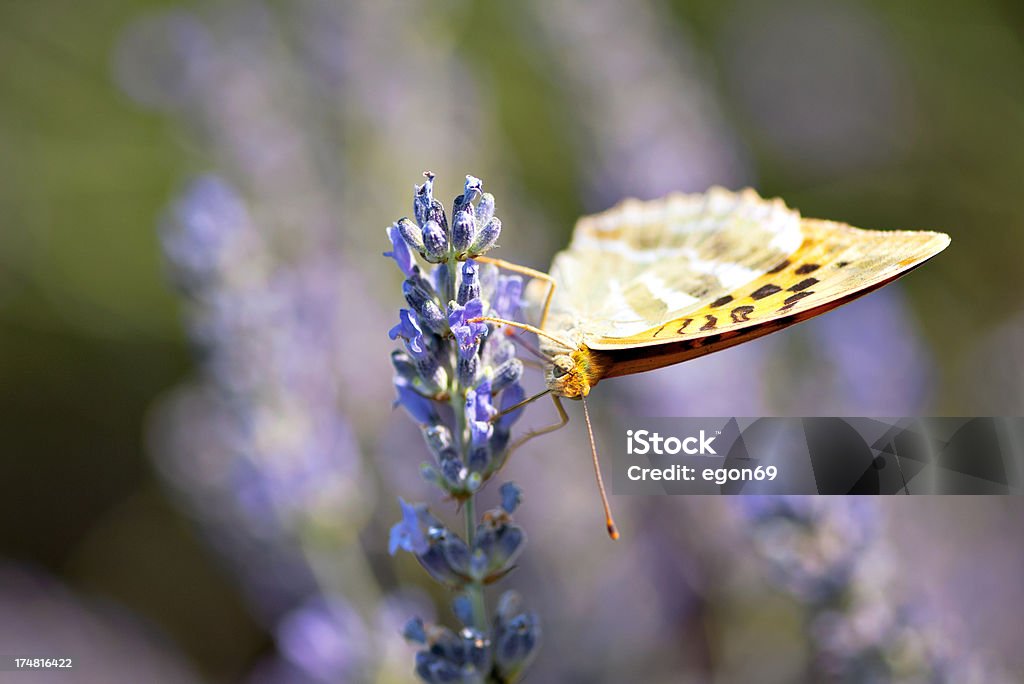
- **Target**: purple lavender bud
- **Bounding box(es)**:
[396,217,425,255]
[418,529,471,586]
[403,280,447,334]
[426,199,448,234]
[413,171,435,227]
[463,175,483,203]
[469,216,500,256]
[423,425,453,458]
[415,652,461,683]
[476,192,495,227]
[420,219,449,263]
[460,628,489,672]
[474,516,525,581]
[466,384,495,451]
[491,359,523,394]
[471,380,496,422]
[500,482,522,514]
[436,532,471,580]
[391,350,418,383]
[389,498,429,555]
[469,548,489,581]
[458,354,478,387]
[451,200,477,256]
[438,453,465,488]
[402,617,427,644]
[467,445,489,473]
[457,261,480,305]
[451,596,474,627]
[414,347,448,395]
[493,592,540,679]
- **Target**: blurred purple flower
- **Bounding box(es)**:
[276,596,370,683]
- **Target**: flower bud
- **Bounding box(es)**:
[476,192,495,226]
[458,354,478,387]
[396,217,424,255]
[493,592,540,680]
[474,512,525,581]
[457,261,480,305]
[427,199,448,234]
[464,175,483,202]
[452,595,474,628]
[467,445,489,473]
[418,528,471,586]
[423,424,453,457]
[451,202,477,256]
[414,347,448,395]
[500,482,522,514]
[391,350,418,383]
[469,216,500,256]
[402,617,427,644]
[403,279,447,334]
[438,452,465,489]
[491,358,523,394]
[413,171,434,227]
[420,219,449,263]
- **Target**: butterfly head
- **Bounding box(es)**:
[545,347,601,399]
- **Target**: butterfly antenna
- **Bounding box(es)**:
[469,316,574,351]
[581,395,619,540]
[509,329,554,363]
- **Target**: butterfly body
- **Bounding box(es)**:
[530,188,950,397]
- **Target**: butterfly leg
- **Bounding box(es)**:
[501,394,569,462]
[473,255,557,330]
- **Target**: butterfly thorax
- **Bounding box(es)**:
[545,347,605,399]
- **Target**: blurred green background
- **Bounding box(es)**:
[1,0,1023,681]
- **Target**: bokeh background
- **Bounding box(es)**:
[2,0,1023,682]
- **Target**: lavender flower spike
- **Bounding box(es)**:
[386,173,540,683]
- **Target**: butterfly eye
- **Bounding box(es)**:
[551,356,573,378]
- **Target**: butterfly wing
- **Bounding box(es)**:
[528,188,949,376]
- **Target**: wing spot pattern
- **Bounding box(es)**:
[700,315,718,331]
[710,295,734,308]
[795,263,820,274]
[730,305,755,323]
[766,259,790,274]
[778,291,814,312]
[676,319,693,334]
[789,278,819,292]
[750,284,782,300]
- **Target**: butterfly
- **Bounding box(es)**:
[472,187,950,538]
